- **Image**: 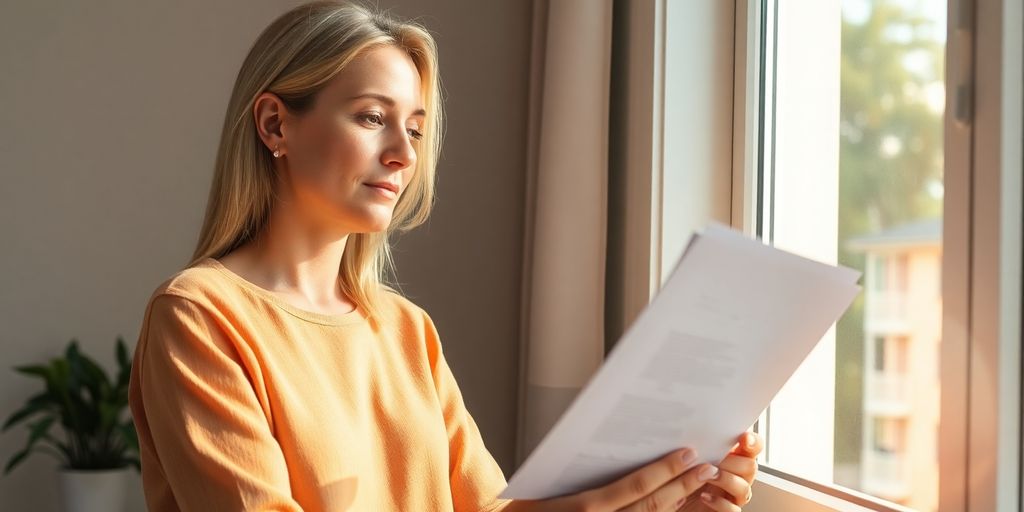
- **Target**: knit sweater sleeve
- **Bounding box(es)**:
[420,310,514,512]
[129,293,304,511]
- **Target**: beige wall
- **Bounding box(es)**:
[0,1,530,509]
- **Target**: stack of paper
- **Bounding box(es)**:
[501,223,861,499]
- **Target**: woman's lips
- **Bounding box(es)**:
[364,183,398,199]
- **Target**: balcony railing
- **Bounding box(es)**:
[865,290,910,332]
[866,371,910,410]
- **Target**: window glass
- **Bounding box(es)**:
[761,1,946,510]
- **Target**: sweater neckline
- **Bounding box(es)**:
[200,257,367,326]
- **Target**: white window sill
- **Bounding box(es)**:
[747,467,912,512]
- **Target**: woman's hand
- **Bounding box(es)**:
[679,432,762,511]
[508,432,763,512]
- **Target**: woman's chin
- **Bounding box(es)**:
[331,206,394,234]
[355,216,393,234]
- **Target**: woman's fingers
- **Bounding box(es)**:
[717,452,758,484]
[565,436,761,512]
[728,431,763,460]
[702,469,752,506]
[616,463,721,512]
[585,448,700,510]
[697,489,743,512]
[694,432,758,509]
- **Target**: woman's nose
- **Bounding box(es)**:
[381,127,417,170]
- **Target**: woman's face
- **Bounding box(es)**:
[259,44,425,234]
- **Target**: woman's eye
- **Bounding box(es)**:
[358,112,421,140]
[359,113,384,126]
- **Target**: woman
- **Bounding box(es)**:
[127,2,762,511]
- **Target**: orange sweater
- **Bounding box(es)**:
[128,257,513,511]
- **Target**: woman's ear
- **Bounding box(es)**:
[253,92,288,157]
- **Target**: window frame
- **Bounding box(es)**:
[609,0,1022,510]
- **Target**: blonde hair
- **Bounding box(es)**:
[188,1,442,327]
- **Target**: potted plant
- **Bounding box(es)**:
[2,337,139,512]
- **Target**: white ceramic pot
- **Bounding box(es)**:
[57,467,130,512]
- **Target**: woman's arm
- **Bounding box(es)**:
[420,309,517,512]
[129,294,304,511]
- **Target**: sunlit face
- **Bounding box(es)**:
[266,44,425,233]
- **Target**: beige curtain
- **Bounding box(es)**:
[515,0,614,463]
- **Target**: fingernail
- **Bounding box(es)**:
[701,492,713,502]
[746,432,757,448]
[680,449,697,467]
[698,465,719,482]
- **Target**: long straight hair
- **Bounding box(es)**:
[188,1,442,326]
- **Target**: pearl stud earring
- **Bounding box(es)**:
[273,145,282,158]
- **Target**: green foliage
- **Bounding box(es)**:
[838,0,944,255]
[2,337,139,475]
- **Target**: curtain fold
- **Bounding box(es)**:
[516,0,614,463]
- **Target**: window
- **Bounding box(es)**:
[611,0,1019,508]
[730,0,1022,510]
[871,417,907,454]
[873,335,909,374]
[748,0,946,509]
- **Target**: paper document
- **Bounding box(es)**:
[500,223,861,499]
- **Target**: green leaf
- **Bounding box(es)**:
[73,350,112,407]
[116,336,130,369]
[50,439,74,461]
[65,392,97,435]
[65,342,85,395]
[50,359,70,394]
[118,421,139,453]
[13,364,50,381]
[2,400,51,431]
[25,416,55,447]
[115,337,132,389]
[49,359,79,432]
[27,390,58,407]
[3,442,71,475]
[3,446,32,475]
[99,402,118,431]
[65,339,80,360]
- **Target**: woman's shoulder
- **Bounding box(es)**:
[145,257,239,310]
[378,287,449,330]
[375,288,447,357]
[378,286,426,318]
